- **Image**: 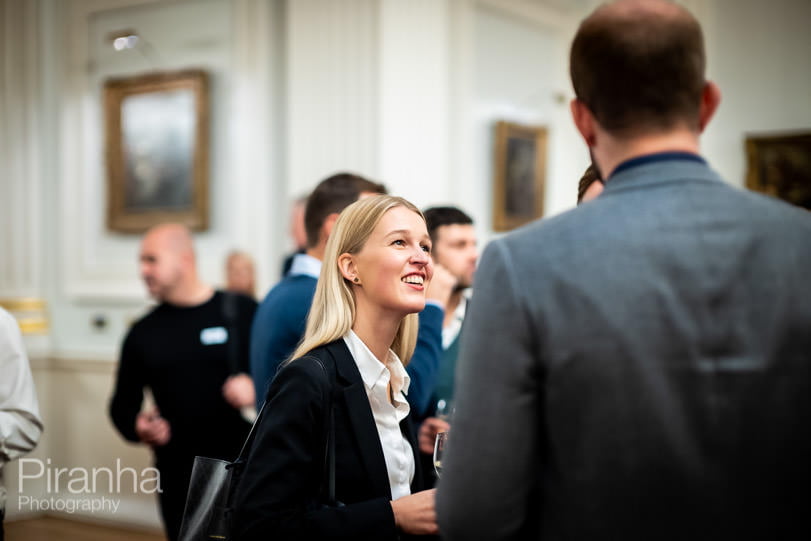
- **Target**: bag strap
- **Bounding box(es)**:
[309,355,340,506]
[233,400,267,463]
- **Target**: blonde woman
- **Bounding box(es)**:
[234,195,439,540]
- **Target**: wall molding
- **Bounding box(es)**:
[30,355,116,373]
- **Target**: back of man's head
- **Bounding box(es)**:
[422,206,474,244]
[570,0,706,137]
[304,172,387,248]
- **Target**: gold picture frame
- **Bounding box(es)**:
[104,69,210,233]
[745,131,811,211]
[493,121,548,231]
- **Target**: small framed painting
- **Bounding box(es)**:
[104,69,210,232]
[493,121,548,231]
[745,131,811,211]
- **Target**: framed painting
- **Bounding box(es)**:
[745,131,811,211]
[493,120,548,231]
[104,69,210,233]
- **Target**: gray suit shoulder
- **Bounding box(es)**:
[734,183,811,226]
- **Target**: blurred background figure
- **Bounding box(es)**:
[0,307,43,541]
[225,250,257,300]
[416,206,478,482]
[422,206,477,404]
[109,223,257,541]
[280,195,309,278]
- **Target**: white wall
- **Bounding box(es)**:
[700,0,811,186]
[463,0,811,247]
[285,0,380,196]
[468,2,585,246]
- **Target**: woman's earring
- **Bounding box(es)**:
[353,277,359,283]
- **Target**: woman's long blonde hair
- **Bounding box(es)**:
[290,194,425,364]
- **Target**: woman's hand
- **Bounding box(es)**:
[391,489,439,535]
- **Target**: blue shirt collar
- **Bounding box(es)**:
[609,151,706,180]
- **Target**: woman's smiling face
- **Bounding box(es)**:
[347,205,433,318]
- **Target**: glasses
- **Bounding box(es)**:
[433,431,449,478]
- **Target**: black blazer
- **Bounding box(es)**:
[233,339,434,540]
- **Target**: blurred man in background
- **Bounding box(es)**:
[109,223,257,541]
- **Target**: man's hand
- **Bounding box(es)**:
[135,408,171,447]
[425,263,457,309]
[418,416,451,455]
[222,373,256,409]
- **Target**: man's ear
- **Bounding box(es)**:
[179,250,195,272]
[337,253,356,282]
[570,98,597,147]
[698,81,721,133]
[320,213,340,243]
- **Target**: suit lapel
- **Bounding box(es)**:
[327,340,393,499]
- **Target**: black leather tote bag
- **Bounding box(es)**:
[177,401,265,541]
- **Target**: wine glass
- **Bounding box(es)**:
[433,431,449,478]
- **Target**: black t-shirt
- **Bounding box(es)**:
[109,291,257,464]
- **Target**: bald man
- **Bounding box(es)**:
[109,223,257,541]
[438,1,811,539]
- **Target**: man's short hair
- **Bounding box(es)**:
[304,172,386,248]
[422,206,474,244]
[570,1,706,137]
[577,165,602,205]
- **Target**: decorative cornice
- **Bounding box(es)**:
[30,355,117,373]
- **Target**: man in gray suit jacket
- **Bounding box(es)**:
[437,1,811,539]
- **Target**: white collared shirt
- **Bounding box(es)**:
[442,289,471,349]
[343,330,414,500]
[0,308,43,511]
[288,252,322,279]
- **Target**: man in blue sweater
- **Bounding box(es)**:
[250,173,452,412]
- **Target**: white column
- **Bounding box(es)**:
[0,0,50,351]
[285,0,380,194]
[231,0,284,294]
[0,0,43,298]
[378,0,452,208]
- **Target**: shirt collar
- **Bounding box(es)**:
[609,151,706,181]
[342,330,410,396]
[289,253,321,278]
[455,289,472,319]
[442,289,471,349]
